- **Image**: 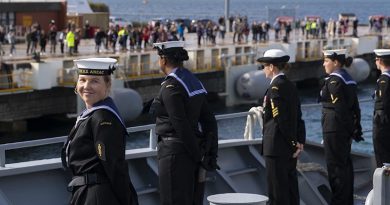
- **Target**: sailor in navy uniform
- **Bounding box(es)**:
[151,41,218,205]
[258,49,306,205]
[320,49,363,205]
[61,58,138,205]
[372,49,390,167]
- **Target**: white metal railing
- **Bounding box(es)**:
[0,112,254,168]
[0,97,374,167]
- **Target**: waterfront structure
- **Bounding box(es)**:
[0,0,67,36]
[0,33,380,130]
[67,0,110,36]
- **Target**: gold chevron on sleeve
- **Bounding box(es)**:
[270,99,279,117]
[272,108,279,117]
[331,94,338,104]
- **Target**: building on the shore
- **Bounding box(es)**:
[0,0,67,36]
[67,0,109,38]
[0,0,108,38]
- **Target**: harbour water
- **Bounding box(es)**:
[96,0,390,24]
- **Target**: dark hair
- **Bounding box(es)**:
[344,56,353,67]
[161,48,189,66]
[328,55,353,68]
[382,58,390,67]
[272,62,290,71]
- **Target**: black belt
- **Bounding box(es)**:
[322,108,335,111]
[67,173,108,192]
[159,136,183,143]
[322,102,335,109]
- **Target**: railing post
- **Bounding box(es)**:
[0,147,5,167]
[149,127,157,150]
[250,52,255,64]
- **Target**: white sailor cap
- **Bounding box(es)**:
[256,49,290,64]
[74,58,117,75]
[374,49,390,59]
[323,49,347,58]
[153,41,185,50]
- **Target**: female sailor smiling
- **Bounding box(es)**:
[61,58,138,205]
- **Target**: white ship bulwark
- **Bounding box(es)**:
[0,112,375,205]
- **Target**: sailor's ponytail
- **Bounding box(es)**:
[345,56,353,68]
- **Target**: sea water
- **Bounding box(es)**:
[94,0,390,24]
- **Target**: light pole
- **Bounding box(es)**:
[225,0,230,32]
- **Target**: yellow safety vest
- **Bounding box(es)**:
[311,22,317,29]
[66,31,75,47]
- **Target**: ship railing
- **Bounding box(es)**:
[0,97,375,167]
[0,111,255,168]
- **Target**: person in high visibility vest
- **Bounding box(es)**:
[66,27,75,55]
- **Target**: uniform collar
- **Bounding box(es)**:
[382,69,390,78]
[270,73,285,84]
[76,97,125,127]
[166,67,207,97]
[329,68,356,85]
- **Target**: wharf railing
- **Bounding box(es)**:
[295,37,354,61]
[121,55,250,80]
[0,70,33,93]
[57,52,254,84]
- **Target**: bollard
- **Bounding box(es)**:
[372,164,390,205]
[207,193,268,205]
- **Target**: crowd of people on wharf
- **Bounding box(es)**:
[1,14,390,58]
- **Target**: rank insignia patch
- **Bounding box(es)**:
[100,121,112,126]
[331,94,338,104]
[270,99,279,117]
[96,142,106,161]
